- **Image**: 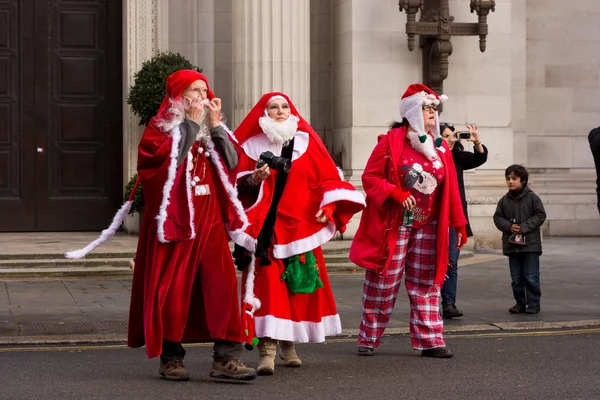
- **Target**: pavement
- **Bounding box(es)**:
[3,330,600,400]
[0,234,599,344]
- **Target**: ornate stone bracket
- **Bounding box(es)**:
[398,0,495,100]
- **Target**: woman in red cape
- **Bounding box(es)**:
[128,69,256,382]
[350,83,467,358]
[231,92,365,375]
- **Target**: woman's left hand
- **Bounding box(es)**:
[315,209,329,224]
[466,123,480,144]
[456,225,468,249]
[315,204,335,224]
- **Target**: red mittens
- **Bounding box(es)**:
[456,225,468,248]
[320,203,336,222]
[389,188,411,204]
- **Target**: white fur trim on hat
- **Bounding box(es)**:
[263,95,287,117]
[399,90,447,147]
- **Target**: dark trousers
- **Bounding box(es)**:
[441,228,461,305]
[161,339,242,362]
[589,130,600,214]
[508,252,541,307]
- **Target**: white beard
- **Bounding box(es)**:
[155,98,211,144]
[406,130,438,161]
[259,115,299,144]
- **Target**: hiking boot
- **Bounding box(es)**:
[357,346,374,356]
[525,305,540,314]
[210,359,257,381]
[279,341,302,367]
[158,357,190,381]
[421,347,454,358]
[442,303,463,319]
[256,338,277,375]
[509,304,526,314]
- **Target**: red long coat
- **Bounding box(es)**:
[349,126,467,284]
[128,121,247,358]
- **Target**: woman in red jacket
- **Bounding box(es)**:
[349,84,467,358]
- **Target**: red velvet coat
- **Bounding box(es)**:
[349,126,467,285]
[128,120,248,358]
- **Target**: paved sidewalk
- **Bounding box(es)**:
[0,237,598,343]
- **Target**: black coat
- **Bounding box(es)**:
[452,145,488,237]
[493,186,547,255]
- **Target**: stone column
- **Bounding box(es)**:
[232,0,311,126]
[122,0,168,232]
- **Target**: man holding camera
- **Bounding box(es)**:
[231,92,365,375]
[440,123,488,319]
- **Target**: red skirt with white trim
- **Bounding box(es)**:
[242,246,341,343]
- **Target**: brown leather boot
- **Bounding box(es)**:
[279,341,302,367]
[256,338,277,375]
[210,359,257,381]
[158,357,190,381]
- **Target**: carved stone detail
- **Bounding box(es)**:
[398,0,495,96]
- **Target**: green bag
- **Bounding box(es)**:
[281,251,324,294]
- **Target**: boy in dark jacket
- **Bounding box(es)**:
[493,165,546,314]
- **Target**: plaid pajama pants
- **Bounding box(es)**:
[358,221,445,350]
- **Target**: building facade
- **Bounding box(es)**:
[2,0,598,247]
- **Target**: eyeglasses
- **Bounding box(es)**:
[422,104,437,111]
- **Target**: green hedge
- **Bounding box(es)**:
[127,51,202,127]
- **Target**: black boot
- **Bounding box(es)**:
[442,303,463,319]
[508,303,526,314]
[422,347,454,358]
[525,305,540,314]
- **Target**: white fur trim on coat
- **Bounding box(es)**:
[319,188,366,209]
[185,150,196,239]
[156,126,183,243]
[254,314,342,343]
[243,254,261,310]
[272,223,337,259]
[205,141,250,237]
[64,200,133,259]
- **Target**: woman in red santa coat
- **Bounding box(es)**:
[232,92,365,375]
[349,83,468,358]
[127,70,256,382]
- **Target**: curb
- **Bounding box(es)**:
[2,319,599,346]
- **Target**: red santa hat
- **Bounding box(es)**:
[399,83,448,148]
[234,91,317,145]
[156,70,215,120]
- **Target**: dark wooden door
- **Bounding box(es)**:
[0,0,123,231]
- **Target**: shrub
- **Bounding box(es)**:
[127,52,202,126]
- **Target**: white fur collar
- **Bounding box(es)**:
[240,131,309,162]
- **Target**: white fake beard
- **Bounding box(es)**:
[155,98,211,144]
[259,115,299,144]
[406,130,438,161]
[194,107,211,144]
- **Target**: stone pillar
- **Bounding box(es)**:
[122,0,168,232]
[232,0,311,126]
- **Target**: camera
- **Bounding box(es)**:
[256,151,291,173]
[456,131,471,140]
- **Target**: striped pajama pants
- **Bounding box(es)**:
[358,221,445,350]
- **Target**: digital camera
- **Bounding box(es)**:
[456,131,471,140]
[256,151,291,173]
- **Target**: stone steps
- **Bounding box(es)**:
[0,249,473,278]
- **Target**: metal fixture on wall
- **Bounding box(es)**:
[398,0,495,104]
